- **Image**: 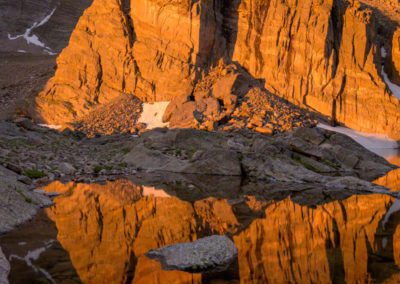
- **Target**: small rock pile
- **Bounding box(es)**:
[71,94,144,137]
[163,61,317,134]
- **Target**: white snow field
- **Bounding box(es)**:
[317,123,399,159]
[138,102,170,129]
[38,124,62,130]
[381,47,400,99]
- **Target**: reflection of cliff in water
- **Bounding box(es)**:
[2,172,400,283]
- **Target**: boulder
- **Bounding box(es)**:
[145,235,238,273]
[163,94,191,123]
[211,73,246,108]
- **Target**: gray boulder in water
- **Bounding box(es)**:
[0,247,9,284]
[145,235,238,273]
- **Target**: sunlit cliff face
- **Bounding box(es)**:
[34,0,400,139]
[2,173,400,283]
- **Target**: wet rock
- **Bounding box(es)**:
[145,235,238,273]
[0,246,9,284]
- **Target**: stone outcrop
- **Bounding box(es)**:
[123,127,396,182]
[35,0,400,139]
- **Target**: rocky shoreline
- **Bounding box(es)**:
[0,117,398,235]
[1,118,396,186]
[1,117,399,280]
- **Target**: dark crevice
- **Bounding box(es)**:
[325,1,347,79]
[120,0,135,47]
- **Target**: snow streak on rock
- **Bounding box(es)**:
[7,8,57,55]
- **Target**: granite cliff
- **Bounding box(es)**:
[34,0,400,139]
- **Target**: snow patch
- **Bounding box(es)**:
[17,50,26,53]
[317,123,398,158]
[381,47,400,100]
[38,124,62,130]
[8,8,57,55]
[138,102,170,129]
[382,199,400,230]
[142,186,171,198]
[381,46,388,58]
[382,67,400,100]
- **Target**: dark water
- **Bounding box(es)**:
[2,171,400,284]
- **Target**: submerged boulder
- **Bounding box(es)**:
[145,235,238,273]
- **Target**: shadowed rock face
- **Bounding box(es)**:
[2,172,400,283]
[35,0,400,139]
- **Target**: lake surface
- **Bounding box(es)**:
[2,170,400,283]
